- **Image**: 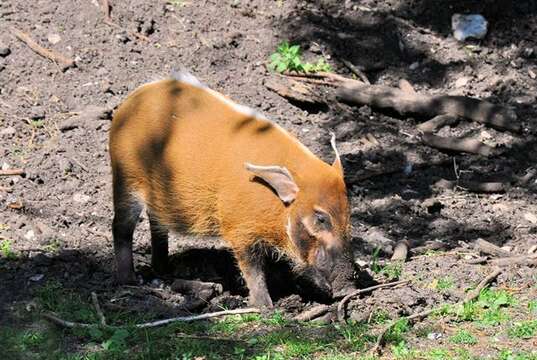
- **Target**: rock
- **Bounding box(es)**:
[409,62,419,70]
[361,228,395,255]
[512,95,535,106]
[529,69,536,79]
[452,14,488,41]
[334,121,359,141]
[59,105,111,131]
[454,76,470,88]
[29,274,45,282]
[0,127,16,136]
[47,33,61,45]
[73,193,91,203]
[0,45,10,57]
[524,212,537,224]
[24,230,36,240]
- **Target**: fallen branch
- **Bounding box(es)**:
[421,133,496,156]
[294,304,331,322]
[337,82,519,132]
[391,240,410,261]
[337,280,409,322]
[371,267,502,354]
[434,179,508,193]
[473,238,511,257]
[417,114,459,133]
[91,292,107,327]
[44,307,261,329]
[11,27,75,71]
[490,254,537,267]
[0,168,25,177]
[265,78,324,104]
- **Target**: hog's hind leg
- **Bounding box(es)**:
[112,171,142,284]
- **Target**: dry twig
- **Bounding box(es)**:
[44,307,260,329]
[0,168,25,177]
[11,27,75,71]
[91,292,107,327]
[337,280,409,322]
[421,133,496,156]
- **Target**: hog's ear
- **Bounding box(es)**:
[245,163,299,204]
[330,132,344,177]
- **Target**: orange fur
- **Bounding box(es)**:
[109,76,349,269]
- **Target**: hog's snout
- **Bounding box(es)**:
[295,266,333,302]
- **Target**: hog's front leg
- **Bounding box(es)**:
[236,249,273,308]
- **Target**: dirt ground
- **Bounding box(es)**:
[1,0,536,359]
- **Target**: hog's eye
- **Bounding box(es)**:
[314,211,331,229]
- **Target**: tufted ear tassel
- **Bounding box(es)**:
[330,132,343,177]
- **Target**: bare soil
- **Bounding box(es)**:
[1,0,536,358]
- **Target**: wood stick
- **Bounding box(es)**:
[265,78,324,104]
[421,133,496,156]
[11,27,75,71]
[0,169,25,177]
[391,240,410,261]
[463,267,503,302]
[337,280,409,322]
[371,267,501,354]
[417,115,459,133]
[341,59,370,84]
[91,292,107,327]
[474,238,511,257]
[294,304,331,322]
[337,82,519,132]
[434,179,508,193]
[44,308,261,329]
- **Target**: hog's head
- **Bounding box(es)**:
[245,134,354,300]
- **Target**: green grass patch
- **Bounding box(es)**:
[435,277,454,291]
[508,320,537,339]
[334,321,376,351]
[449,329,478,345]
[1,238,17,259]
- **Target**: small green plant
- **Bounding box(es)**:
[450,329,478,345]
[102,328,130,352]
[427,348,451,360]
[169,0,185,7]
[391,341,415,359]
[264,310,287,326]
[528,300,537,313]
[385,318,410,344]
[334,321,375,351]
[498,349,537,360]
[371,247,382,273]
[508,320,537,339]
[370,310,390,324]
[0,239,17,259]
[435,277,454,291]
[269,41,331,73]
[381,261,403,280]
